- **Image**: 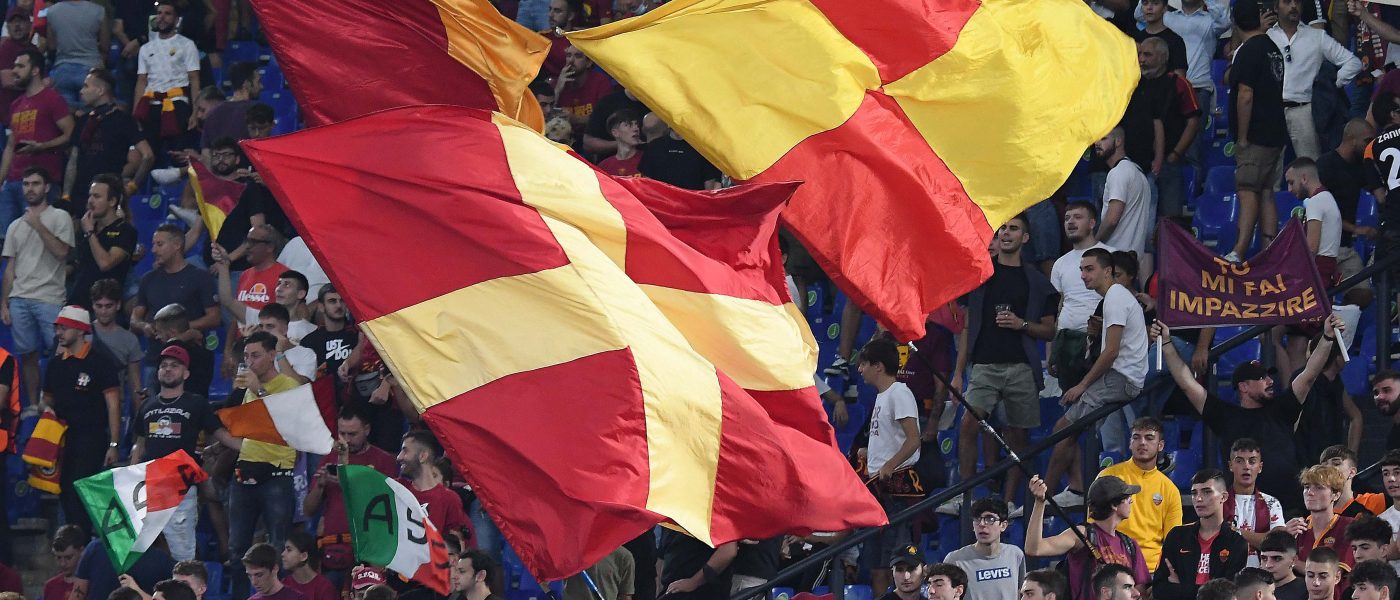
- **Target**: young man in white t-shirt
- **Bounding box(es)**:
[1043,247,1148,503]
[1376,449,1400,574]
[133,0,199,154]
[1094,128,1152,262]
[856,337,921,597]
[1048,201,1115,391]
[1284,157,1343,377]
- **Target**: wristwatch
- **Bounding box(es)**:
[1019,321,1030,331]
[108,442,118,449]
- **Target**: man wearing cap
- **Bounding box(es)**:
[3,165,74,412]
[41,305,119,537]
[351,567,386,600]
[1027,475,1150,600]
[882,545,927,600]
[130,343,241,561]
[1153,316,1342,514]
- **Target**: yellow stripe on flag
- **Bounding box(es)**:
[883,0,1137,229]
[431,0,550,131]
[186,165,227,238]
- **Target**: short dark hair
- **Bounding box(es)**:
[157,0,180,14]
[857,337,900,376]
[1373,369,1400,391]
[1024,569,1067,600]
[247,103,275,126]
[970,496,1008,521]
[1232,0,1262,31]
[363,585,397,600]
[279,270,309,295]
[1380,449,1400,470]
[153,303,190,330]
[92,173,126,205]
[154,223,186,248]
[242,542,279,570]
[17,47,44,74]
[1111,250,1138,282]
[1191,468,1228,489]
[1065,200,1098,222]
[1233,567,1274,593]
[1346,516,1395,546]
[22,165,51,183]
[86,68,116,94]
[1230,438,1262,455]
[1306,547,1341,568]
[1287,156,1318,173]
[338,403,372,427]
[1092,564,1134,595]
[460,549,497,586]
[926,563,967,591]
[172,560,209,585]
[606,109,641,133]
[52,524,88,552]
[1131,416,1163,436]
[153,579,197,600]
[284,530,319,569]
[402,429,443,460]
[1321,445,1358,466]
[242,331,278,354]
[1349,560,1398,596]
[89,279,124,304]
[318,283,340,304]
[1197,579,1237,600]
[1259,530,1298,555]
[109,588,144,600]
[211,136,241,154]
[1003,212,1030,231]
[1082,247,1114,269]
[258,302,291,325]
[229,62,259,91]
[443,531,463,557]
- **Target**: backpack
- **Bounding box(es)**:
[1053,524,1141,600]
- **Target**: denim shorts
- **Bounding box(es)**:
[8,297,60,355]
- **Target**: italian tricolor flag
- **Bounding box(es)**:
[341,465,450,594]
[75,451,207,572]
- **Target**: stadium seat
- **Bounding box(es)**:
[1275,191,1303,230]
[226,41,258,66]
[204,561,229,600]
[1192,193,1239,252]
[844,585,873,600]
[259,91,299,135]
[1204,140,1234,170]
[260,63,286,92]
[1098,451,1125,470]
[1203,166,1235,196]
[771,588,795,600]
[1182,164,1198,206]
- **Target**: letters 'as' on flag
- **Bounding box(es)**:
[340,465,450,594]
[75,451,207,572]
[217,384,335,455]
[569,0,1139,340]
[241,105,887,581]
[250,0,549,130]
[186,160,245,239]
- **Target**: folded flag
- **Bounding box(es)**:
[22,411,65,469]
[242,105,887,580]
[216,384,335,455]
[186,160,245,239]
[75,450,207,572]
[340,465,450,594]
[568,0,1138,340]
[250,0,549,130]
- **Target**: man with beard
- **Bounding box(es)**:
[299,284,358,382]
[1372,371,1400,450]
[1154,315,1344,514]
[130,344,240,561]
[133,0,199,155]
[65,69,153,217]
[396,430,470,545]
[67,174,138,308]
[302,406,398,590]
[2,166,74,411]
[1048,201,1115,418]
[0,49,73,237]
[1092,128,1151,261]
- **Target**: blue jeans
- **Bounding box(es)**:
[8,297,60,355]
[166,490,199,561]
[50,62,91,111]
[1189,86,1215,191]
[229,475,294,600]
[470,499,504,565]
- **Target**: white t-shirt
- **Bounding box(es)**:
[1052,242,1114,331]
[278,345,317,380]
[1379,506,1400,574]
[1230,491,1285,566]
[1101,158,1152,254]
[868,381,920,473]
[1101,284,1148,387]
[288,319,316,344]
[1304,190,1342,258]
[137,34,200,95]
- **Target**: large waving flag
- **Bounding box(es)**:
[241,105,886,580]
[186,160,245,239]
[341,465,451,594]
[568,0,1138,340]
[75,451,207,572]
[217,384,335,455]
[250,0,549,130]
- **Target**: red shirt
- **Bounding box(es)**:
[281,574,338,600]
[312,445,399,537]
[0,563,21,594]
[1195,532,1218,585]
[43,574,73,600]
[403,479,470,536]
[598,151,642,177]
[0,38,34,124]
[543,32,569,77]
[1296,514,1355,568]
[236,261,288,311]
[8,86,71,182]
[558,71,615,128]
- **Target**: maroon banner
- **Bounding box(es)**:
[1156,219,1330,328]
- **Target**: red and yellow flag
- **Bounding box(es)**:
[568,0,1138,340]
[186,160,244,239]
[250,0,549,130]
[242,105,885,581]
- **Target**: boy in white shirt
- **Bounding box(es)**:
[856,337,922,596]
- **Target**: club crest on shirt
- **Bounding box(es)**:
[1324,537,1335,546]
[1153,493,1163,505]
[77,372,90,388]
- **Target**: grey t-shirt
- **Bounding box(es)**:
[93,326,142,393]
[944,544,1026,600]
[47,0,106,67]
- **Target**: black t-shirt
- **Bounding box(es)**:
[1275,578,1307,600]
[43,345,121,443]
[214,181,293,271]
[1388,422,1400,451]
[135,392,218,459]
[1298,373,1347,468]
[1317,150,1382,245]
[660,530,730,600]
[971,261,1031,365]
[584,88,646,142]
[72,104,142,217]
[1229,35,1288,148]
[69,219,138,308]
[136,264,217,325]
[731,538,781,579]
[1368,126,1400,246]
[1133,28,1189,75]
[1122,81,1165,168]
[300,327,359,376]
[638,136,722,191]
[624,531,657,600]
[1201,391,1304,511]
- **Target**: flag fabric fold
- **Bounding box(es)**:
[242,104,886,581]
[186,160,245,239]
[75,451,207,572]
[249,0,548,130]
[216,384,335,454]
[567,0,1139,340]
[340,465,451,594]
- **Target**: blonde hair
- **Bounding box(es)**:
[544,116,574,145]
[1298,464,1346,495]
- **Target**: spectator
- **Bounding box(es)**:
[44,524,88,600]
[1091,564,1139,600]
[3,166,74,410]
[944,214,1056,514]
[1226,1,1287,263]
[1267,0,1361,160]
[453,550,498,600]
[1132,0,1188,79]
[200,62,261,154]
[363,586,396,600]
[1021,570,1068,600]
[1289,464,1356,566]
[43,305,120,536]
[131,344,239,559]
[214,224,286,324]
[1045,248,1147,505]
[0,9,38,130]
[214,111,293,270]
[1198,580,1237,600]
[554,45,613,139]
[280,532,337,600]
[637,124,721,191]
[150,303,214,398]
[729,539,779,600]
[245,103,274,142]
[1296,338,1361,465]
[1320,446,1387,517]
[273,270,314,340]
[275,236,328,302]
[855,337,921,593]
[1098,417,1183,570]
[1151,469,1249,600]
[1137,36,1202,218]
[1050,202,1114,391]
[1348,560,1397,600]
[878,545,924,600]
[658,531,736,600]
[1378,450,1400,554]
[582,87,646,157]
[171,561,209,600]
[67,70,154,218]
[564,546,634,600]
[539,0,580,78]
[45,0,107,110]
[302,406,399,589]
[1092,129,1152,259]
[74,536,176,600]
[596,110,643,177]
[228,332,301,600]
[396,430,471,545]
[1304,548,1343,600]
[68,174,138,308]
[299,284,357,384]
[153,580,197,600]
[175,136,238,252]
[0,50,75,233]
[89,279,143,417]
[1154,316,1343,514]
[1234,568,1276,600]
[944,498,1026,600]
[243,543,305,600]
[1291,157,1344,285]
[131,224,221,339]
[926,563,967,600]
[1371,371,1400,451]
[1145,0,1228,179]
[1026,475,1150,600]
[1259,531,1306,600]
[1346,517,1394,568]
[1316,119,1382,308]
[1225,438,1287,563]
[350,567,386,600]
[133,0,200,155]
[250,303,315,384]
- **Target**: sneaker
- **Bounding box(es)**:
[843,384,859,399]
[1222,251,1241,263]
[168,205,201,228]
[150,167,182,186]
[936,494,964,516]
[1051,488,1086,508]
[823,356,850,377]
[1007,502,1024,519]
[18,404,39,420]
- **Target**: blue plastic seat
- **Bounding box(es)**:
[226,41,258,66]
[258,91,299,135]
[1275,191,1304,230]
[259,63,286,92]
[771,588,796,600]
[844,585,873,600]
[1204,166,1236,196]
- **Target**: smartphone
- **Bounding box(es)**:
[326,464,338,476]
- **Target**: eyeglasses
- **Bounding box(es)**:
[972,515,1003,525]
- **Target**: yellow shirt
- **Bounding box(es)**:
[1098,461,1182,570]
[235,374,300,469]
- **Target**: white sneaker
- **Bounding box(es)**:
[936,494,964,516]
[168,205,201,228]
[1007,502,1024,519]
[1222,251,1241,263]
[151,167,182,185]
[823,356,850,377]
[1051,488,1086,508]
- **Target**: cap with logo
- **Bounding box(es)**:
[159,344,190,366]
[888,544,923,568]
